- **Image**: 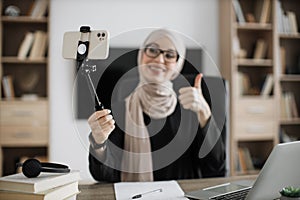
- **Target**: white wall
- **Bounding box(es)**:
[49,0,220,180]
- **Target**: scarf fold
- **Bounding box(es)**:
[121,28,186,181]
[121,81,177,181]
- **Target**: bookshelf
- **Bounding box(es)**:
[278,1,300,147]
[219,0,294,176]
[221,0,300,176]
[0,0,49,176]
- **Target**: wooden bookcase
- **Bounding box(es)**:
[0,0,49,176]
[220,0,300,176]
[277,0,300,156]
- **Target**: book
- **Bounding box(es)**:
[289,92,299,118]
[282,12,291,33]
[285,92,292,119]
[253,39,267,59]
[0,170,80,194]
[280,47,286,74]
[232,0,245,23]
[29,0,48,18]
[276,0,284,33]
[280,94,287,119]
[261,0,271,23]
[287,11,298,35]
[29,31,47,60]
[256,0,271,23]
[242,148,255,171]
[238,148,247,172]
[238,147,254,173]
[17,32,34,59]
[237,72,250,95]
[0,181,79,200]
[2,75,15,100]
[281,92,299,119]
[260,74,273,97]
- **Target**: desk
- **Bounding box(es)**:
[77,175,257,200]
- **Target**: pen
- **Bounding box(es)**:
[131,188,163,199]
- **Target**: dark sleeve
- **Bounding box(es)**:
[89,144,121,182]
[88,102,125,183]
[193,77,226,177]
[192,116,226,178]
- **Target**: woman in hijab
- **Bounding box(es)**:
[88,29,225,182]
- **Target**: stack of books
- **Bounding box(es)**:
[0,170,80,200]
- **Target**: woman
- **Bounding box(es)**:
[88,29,225,182]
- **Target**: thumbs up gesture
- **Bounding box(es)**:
[178,74,212,127]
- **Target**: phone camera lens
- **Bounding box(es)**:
[97,33,101,37]
[102,33,106,37]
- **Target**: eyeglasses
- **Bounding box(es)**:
[144,45,179,63]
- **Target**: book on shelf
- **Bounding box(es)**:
[280,129,299,143]
[286,11,298,35]
[29,0,48,18]
[276,0,283,33]
[260,74,274,97]
[237,72,250,96]
[255,0,271,23]
[29,31,48,60]
[282,12,291,34]
[17,32,35,60]
[2,75,15,100]
[238,147,255,173]
[0,181,79,200]
[280,47,286,74]
[0,170,80,194]
[276,1,299,35]
[253,39,267,59]
[232,0,245,23]
[238,148,247,172]
[281,92,299,119]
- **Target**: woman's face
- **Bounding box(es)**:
[140,37,178,83]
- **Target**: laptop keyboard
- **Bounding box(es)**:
[210,187,251,200]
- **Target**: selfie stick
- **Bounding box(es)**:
[76,26,104,111]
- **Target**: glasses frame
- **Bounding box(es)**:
[143,45,179,63]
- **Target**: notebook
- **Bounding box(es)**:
[185,141,300,200]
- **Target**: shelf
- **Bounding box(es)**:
[280,118,300,126]
[0,98,48,103]
[279,34,300,40]
[1,16,48,23]
[237,58,273,67]
[234,22,272,30]
[236,134,274,141]
[236,170,260,176]
[237,96,275,101]
[1,56,47,64]
[280,75,300,82]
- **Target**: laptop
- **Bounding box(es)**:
[184,141,300,200]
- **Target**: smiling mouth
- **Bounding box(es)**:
[148,65,166,72]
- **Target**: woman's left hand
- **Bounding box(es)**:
[178,73,211,127]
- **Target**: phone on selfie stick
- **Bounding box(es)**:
[62,26,110,111]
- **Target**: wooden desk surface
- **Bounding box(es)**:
[77,175,257,200]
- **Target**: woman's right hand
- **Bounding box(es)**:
[88,109,115,145]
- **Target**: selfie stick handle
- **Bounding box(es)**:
[76,26,104,111]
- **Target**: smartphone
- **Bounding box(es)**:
[62,30,109,60]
